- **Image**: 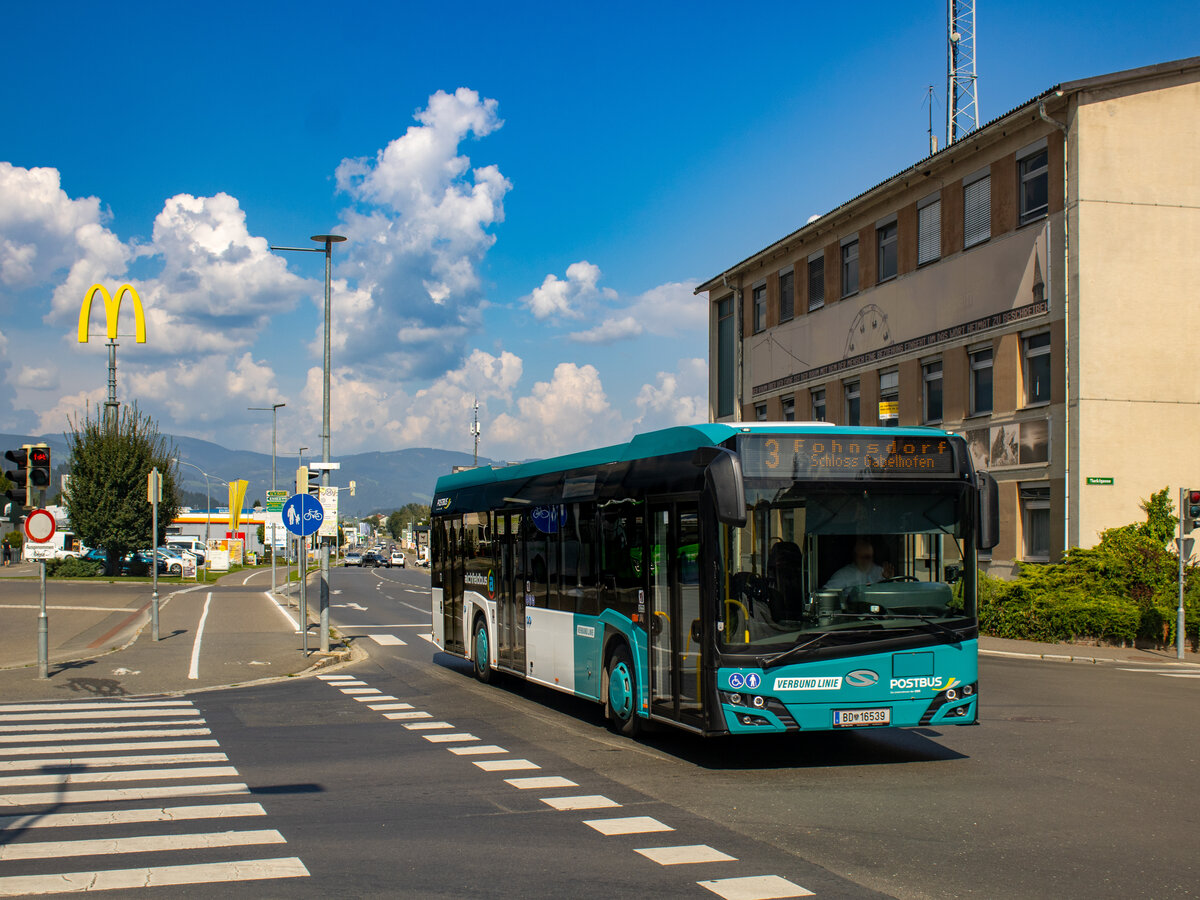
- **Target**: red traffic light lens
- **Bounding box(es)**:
[1190,490,1200,505]
[29,449,49,466]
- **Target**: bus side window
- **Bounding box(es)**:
[600,508,644,618]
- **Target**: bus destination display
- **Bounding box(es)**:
[738,434,957,479]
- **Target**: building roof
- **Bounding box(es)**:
[695,55,1200,295]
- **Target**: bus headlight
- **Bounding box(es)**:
[752,695,765,708]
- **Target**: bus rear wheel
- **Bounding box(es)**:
[605,644,641,737]
[473,617,492,684]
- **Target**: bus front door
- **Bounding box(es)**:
[442,519,464,654]
[648,500,704,729]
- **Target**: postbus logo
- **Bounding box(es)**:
[77,284,147,344]
[845,669,879,687]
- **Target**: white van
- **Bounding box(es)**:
[166,538,207,562]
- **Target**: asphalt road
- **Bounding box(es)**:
[2,564,1197,898]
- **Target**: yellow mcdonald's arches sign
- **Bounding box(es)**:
[77,284,147,344]
[228,480,249,532]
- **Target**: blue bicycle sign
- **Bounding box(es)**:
[282,493,324,537]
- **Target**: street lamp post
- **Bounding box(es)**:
[296,445,308,652]
[249,402,286,594]
[270,233,345,655]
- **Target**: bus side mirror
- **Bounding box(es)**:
[977,472,1000,550]
[701,448,747,528]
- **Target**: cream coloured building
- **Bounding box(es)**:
[697,57,1200,571]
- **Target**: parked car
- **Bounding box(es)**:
[344,551,363,567]
[156,548,185,576]
[390,551,406,568]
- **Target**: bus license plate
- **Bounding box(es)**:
[833,708,891,727]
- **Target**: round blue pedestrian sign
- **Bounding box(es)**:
[282,493,324,537]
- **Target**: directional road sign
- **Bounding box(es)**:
[265,489,289,512]
[24,509,56,544]
[282,493,324,537]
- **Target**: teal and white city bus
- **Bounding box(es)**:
[430,423,998,737]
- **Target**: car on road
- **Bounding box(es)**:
[361,551,380,568]
[390,550,406,568]
[344,551,363,567]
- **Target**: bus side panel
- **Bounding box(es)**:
[571,613,603,702]
[525,607,577,692]
[598,610,650,721]
[431,586,444,650]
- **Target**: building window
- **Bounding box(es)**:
[841,240,859,297]
[1023,332,1051,405]
[1020,483,1051,561]
[807,255,825,311]
[752,284,766,334]
[876,222,898,282]
[963,174,991,248]
[918,197,941,265]
[879,370,898,423]
[969,346,993,415]
[1019,149,1049,224]
[923,360,943,423]
[844,381,860,426]
[782,396,795,421]
[755,403,768,422]
[779,269,794,322]
[811,389,826,422]
[716,297,735,419]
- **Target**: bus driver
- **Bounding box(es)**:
[822,537,894,590]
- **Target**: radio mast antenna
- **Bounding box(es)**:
[947,0,979,144]
[471,397,481,467]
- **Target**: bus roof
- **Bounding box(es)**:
[434,422,956,494]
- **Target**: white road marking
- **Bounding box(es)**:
[403,722,453,730]
[345,623,427,628]
[0,739,219,757]
[0,709,201,723]
[356,695,399,703]
[241,570,266,585]
[0,782,249,808]
[264,590,302,633]
[187,592,214,680]
[505,776,577,790]
[383,711,432,720]
[333,602,368,611]
[339,689,383,695]
[330,680,368,686]
[0,802,267,831]
[0,701,192,713]
[1160,673,1200,678]
[419,634,437,644]
[0,765,239,788]
[369,634,406,645]
[0,605,131,612]
[541,795,621,811]
[636,845,737,865]
[472,758,539,773]
[365,703,412,711]
[584,816,674,836]
[0,727,211,743]
[697,875,814,899]
[0,752,228,771]
[317,674,355,680]
[0,827,287,861]
[448,745,508,756]
[0,856,309,894]
[423,733,479,743]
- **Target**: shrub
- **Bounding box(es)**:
[46,557,103,578]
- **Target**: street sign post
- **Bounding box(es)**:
[282,493,324,656]
[24,508,55,680]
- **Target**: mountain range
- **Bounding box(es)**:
[0,431,485,517]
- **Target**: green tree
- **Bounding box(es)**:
[64,407,181,575]
[386,503,431,540]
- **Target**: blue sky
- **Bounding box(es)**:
[1,0,1196,460]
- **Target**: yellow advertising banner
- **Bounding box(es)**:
[228,480,249,532]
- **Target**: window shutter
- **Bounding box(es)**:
[963,176,991,248]
[918,200,941,264]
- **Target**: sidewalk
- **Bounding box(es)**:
[0,568,354,702]
[981,634,1200,667]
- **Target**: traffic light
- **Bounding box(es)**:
[4,447,29,509]
[1185,489,1200,533]
[28,444,50,500]
[349,480,356,497]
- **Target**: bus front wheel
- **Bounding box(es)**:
[605,644,641,737]
[473,618,492,684]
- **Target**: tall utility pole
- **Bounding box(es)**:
[270,234,345,656]
[249,403,285,595]
[947,0,979,145]
[471,397,481,467]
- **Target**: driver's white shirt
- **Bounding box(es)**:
[822,563,884,591]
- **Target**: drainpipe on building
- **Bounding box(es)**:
[724,273,744,422]
[1040,94,1070,556]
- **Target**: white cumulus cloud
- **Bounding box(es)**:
[634,358,708,428]
[492,362,627,457]
[524,260,616,320]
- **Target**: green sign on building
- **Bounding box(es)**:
[1086,477,1114,486]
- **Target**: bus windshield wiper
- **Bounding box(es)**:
[759,629,877,669]
[884,614,965,642]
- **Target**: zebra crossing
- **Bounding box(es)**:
[0,698,307,896]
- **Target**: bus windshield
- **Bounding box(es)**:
[720,482,975,651]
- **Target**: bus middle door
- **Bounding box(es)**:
[647,499,704,729]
